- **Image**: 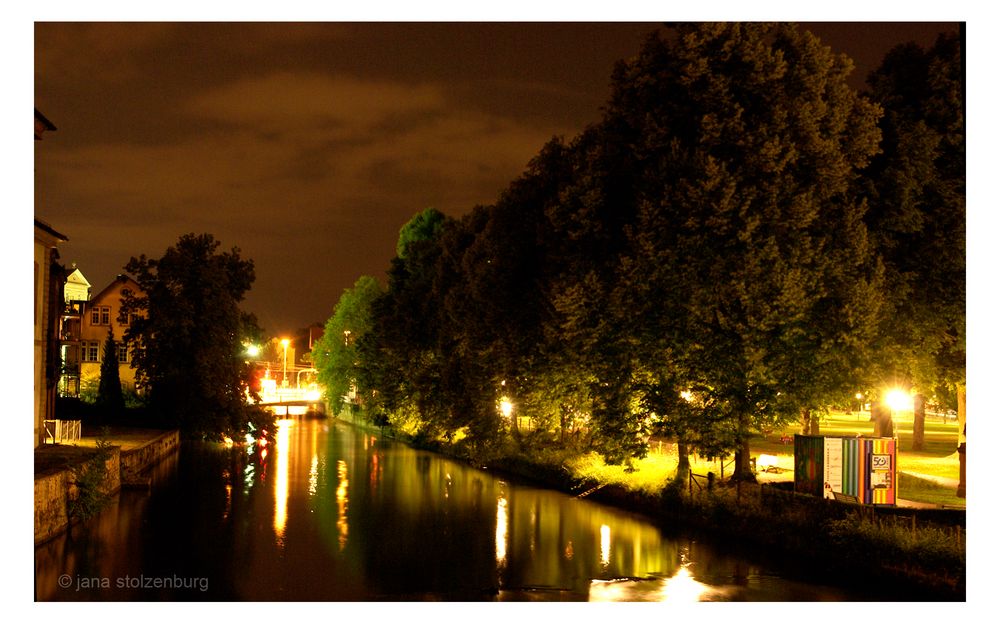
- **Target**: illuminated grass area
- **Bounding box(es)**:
[565,411,965,507]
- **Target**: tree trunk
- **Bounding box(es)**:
[911,393,926,451]
[957,382,966,498]
[675,441,691,482]
[732,438,757,482]
[872,402,893,438]
[800,408,820,436]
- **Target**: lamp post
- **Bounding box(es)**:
[281,338,290,388]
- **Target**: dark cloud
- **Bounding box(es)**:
[34,22,959,335]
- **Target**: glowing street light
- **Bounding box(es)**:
[499,397,513,418]
[885,388,911,412]
[281,338,290,387]
[245,343,260,358]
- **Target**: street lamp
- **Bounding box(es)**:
[281,338,290,388]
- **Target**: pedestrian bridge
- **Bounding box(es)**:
[252,379,326,416]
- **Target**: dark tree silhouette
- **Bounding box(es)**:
[96,327,125,419]
[120,233,270,441]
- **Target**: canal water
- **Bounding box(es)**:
[36,418,868,601]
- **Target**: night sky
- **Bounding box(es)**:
[34,21,959,337]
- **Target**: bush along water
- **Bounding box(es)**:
[67,430,115,523]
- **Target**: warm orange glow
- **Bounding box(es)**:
[885,388,912,412]
[308,454,319,497]
[273,419,292,543]
[495,493,509,567]
[336,459,349,551]
[499,397,513,418]
[600,524,611,567]
[659,565,712,601]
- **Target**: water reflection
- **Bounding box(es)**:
[335,459,349,551]
[273,419,292,543]
[36,419,867,601]
[600,524,611,569]
[495,487,509,568]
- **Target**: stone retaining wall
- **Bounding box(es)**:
[34,430,180,545]
[120,430,180,479]
[34,449,120,545]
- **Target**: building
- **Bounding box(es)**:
[57,267,92,397]
[35,108,56,141]
[35,109,64,446]
[34,219,68,447]
[76,275,144,395]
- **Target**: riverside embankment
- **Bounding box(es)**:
[358,417,966,601]
[34,428,179,545]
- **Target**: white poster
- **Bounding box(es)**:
[823,438,843,499]
[870,453,891,489]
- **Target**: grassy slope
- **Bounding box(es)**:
[566,411,965,507]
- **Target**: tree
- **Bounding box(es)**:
[602,23,884,480]
[397,207,446,259]
[120,233,269,441]
[312,275,384,416]
[862,31,965,454]
[96,327,125,418]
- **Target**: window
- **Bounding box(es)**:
[117,342,129,364]
[91,305,111,326]
[83,341,100,362]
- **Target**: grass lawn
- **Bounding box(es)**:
[565,410,965,507]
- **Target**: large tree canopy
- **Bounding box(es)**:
[315,23,962,478]
[121,233,269,440]
[861,31,965,450]
[591,23,885,476]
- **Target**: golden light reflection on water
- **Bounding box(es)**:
[589,562,719,602]
[495,490,508,567]
[308,455,318,496]
[600,524,611,568]
[336,459,349,551]
[273,419,293,543]
[659,565,712,601]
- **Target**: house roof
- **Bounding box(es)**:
[90,275,142,304]
[66,268,91,288]
[34,108,57,140]
[34,217,68,242]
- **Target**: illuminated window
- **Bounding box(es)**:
[117,342,129,363]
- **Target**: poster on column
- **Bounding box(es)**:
[871,453,892,489]
[823,438,843,499]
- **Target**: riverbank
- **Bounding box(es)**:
[339,415,965,601]
[34,427,180,545]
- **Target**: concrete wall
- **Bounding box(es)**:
[34,449,121,545]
